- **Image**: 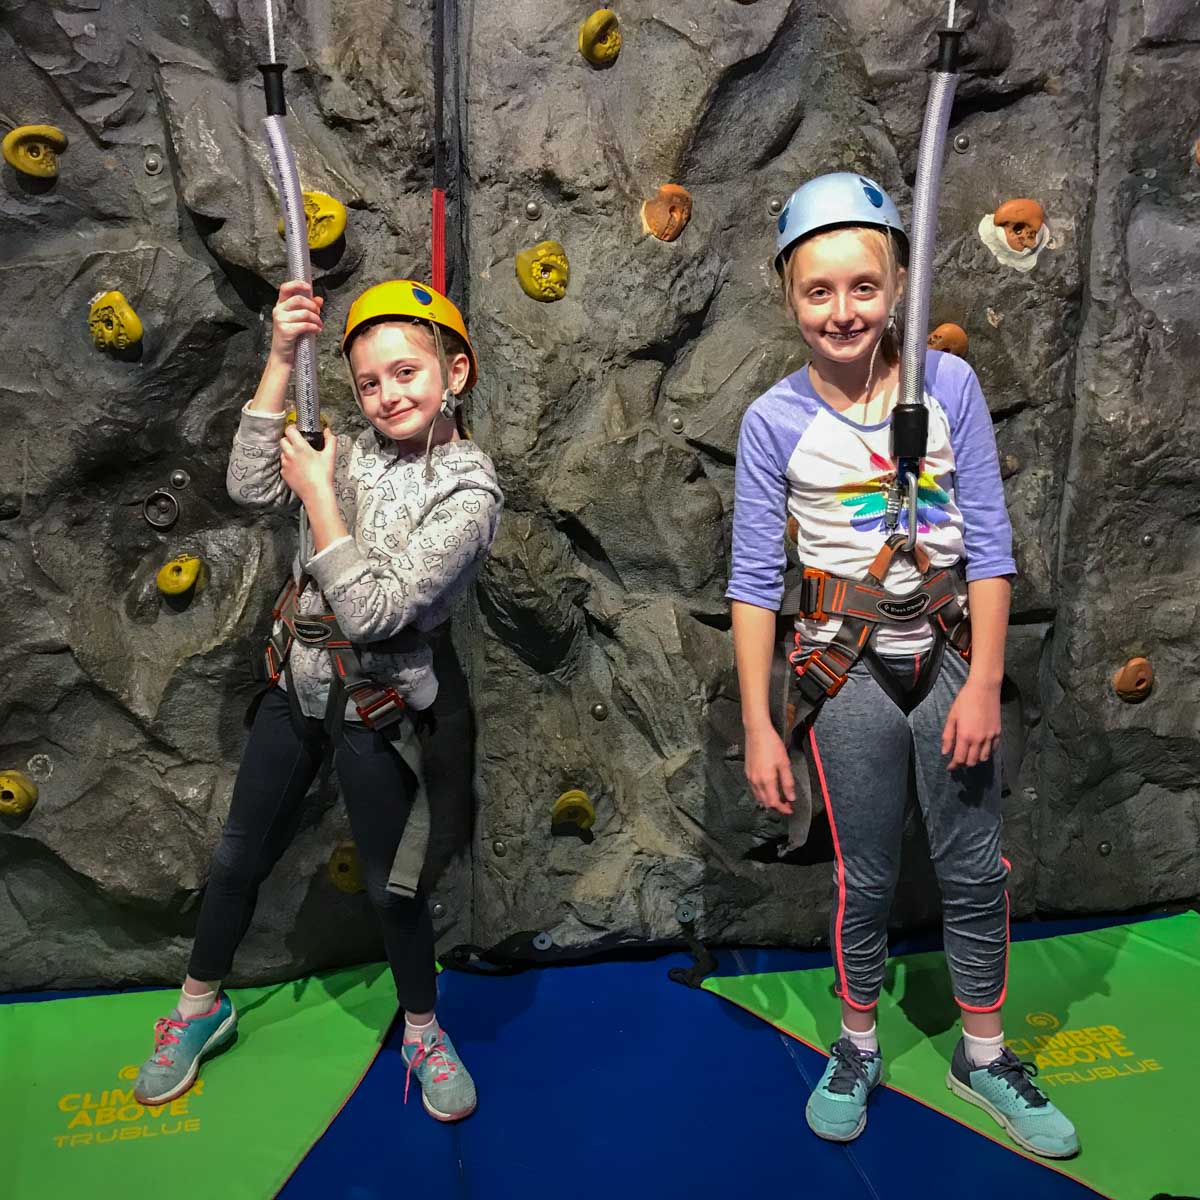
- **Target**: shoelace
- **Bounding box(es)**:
[987,1047,1049,1108]
[403,1035,458,1104]
[152,1017,187,1066]
[825,1038,875,1096]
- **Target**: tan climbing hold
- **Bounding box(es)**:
[993,199,1045,253]
[1112,657,1154,703]
[927,323,968,357]
[641,184,693,243]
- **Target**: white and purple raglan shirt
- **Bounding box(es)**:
[727,349,1016,655]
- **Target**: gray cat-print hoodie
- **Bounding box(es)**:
[227,404,502,716]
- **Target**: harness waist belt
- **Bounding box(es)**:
[767,535,973,856]
[260,574,430,897]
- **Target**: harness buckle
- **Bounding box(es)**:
[350,685,408,730]
[799,566,830,622]
[272,578,298,620]
[263,637,290,686]
[936,611,973,658]
[790,648,850,700]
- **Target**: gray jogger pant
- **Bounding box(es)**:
[807,646,1009,1012]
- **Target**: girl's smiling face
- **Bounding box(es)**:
[785,228,904,370]
[348,321,469,447]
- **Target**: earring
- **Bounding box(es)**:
[439,388,456,420]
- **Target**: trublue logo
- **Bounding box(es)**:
[412,285,434,305]
[860,178,884,208]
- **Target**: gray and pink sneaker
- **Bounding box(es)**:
[133,992,238,1105]
[401,1025,477,1122]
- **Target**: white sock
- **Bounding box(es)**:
[177,983,219,1020]
[963,1030,1006,1068]
[841,1021,879,1056]
[404,1013,437,1042]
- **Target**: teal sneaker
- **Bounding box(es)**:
[806,1037,883,1141]
[401,1025,477,1122]
[947,1040,1080,1158]
[133,993,238,1106]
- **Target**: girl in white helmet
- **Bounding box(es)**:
[727,173,1078,1158]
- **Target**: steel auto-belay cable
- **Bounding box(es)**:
[257,0,323,454]
[888,1,964,549]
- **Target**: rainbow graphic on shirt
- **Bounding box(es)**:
[838,452,952,533]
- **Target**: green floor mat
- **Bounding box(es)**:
[0,964,398,1200]
[704,914,1200,1200]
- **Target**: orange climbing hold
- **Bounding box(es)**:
[1112,657,1154,703]
[641,185,693,243]
[928,323,968,356]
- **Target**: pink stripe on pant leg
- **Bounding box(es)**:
[809,727,875,1013]
[955,854,1012,1013]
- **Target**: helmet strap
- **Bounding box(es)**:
[426,321,458,481]
[343,357,363,411]
[431,321,453,399]
[422,416,439,483]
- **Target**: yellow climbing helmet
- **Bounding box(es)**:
[342,280,478,390]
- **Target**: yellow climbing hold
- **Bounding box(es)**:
[0,771,38,818]
[516,241,570,302]
[2,124,68,179]
[156,555,204,596]
[285,409,331,429]
[276,190,348,250]
[327,842,366,894]
[552,789,596,831]
[88,291,144,351]
[579,9,621,67]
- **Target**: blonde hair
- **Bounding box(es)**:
[780,225,904,367]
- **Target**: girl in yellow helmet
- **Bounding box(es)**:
[129,278,502,1124]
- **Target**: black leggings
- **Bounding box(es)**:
[188,687,437,1012]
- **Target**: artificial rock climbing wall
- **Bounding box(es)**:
[1,0,1198,990]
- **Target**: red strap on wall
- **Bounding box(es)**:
[432,187,446,295]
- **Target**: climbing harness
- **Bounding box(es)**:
[256,573,433,899]
[772,530,972,852]
[781,531,970,713]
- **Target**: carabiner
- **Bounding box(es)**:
[902,471,919,551]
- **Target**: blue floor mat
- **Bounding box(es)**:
[280,918,1139,1200]
[9,916,1153,1200]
